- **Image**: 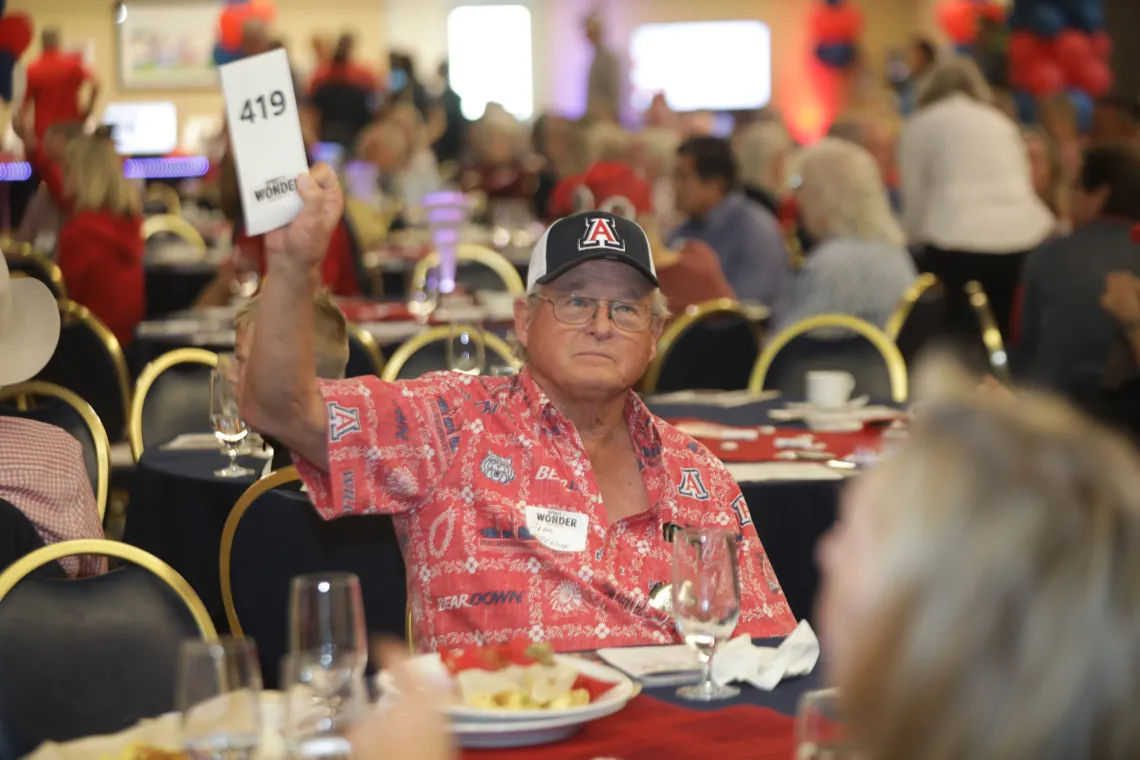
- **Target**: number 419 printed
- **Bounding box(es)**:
[240,90,288,124]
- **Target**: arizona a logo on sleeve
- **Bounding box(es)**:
[579,216,626,251]
[328,401,362,442]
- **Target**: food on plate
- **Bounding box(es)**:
[110,745,187,760]
[440,641,618,711]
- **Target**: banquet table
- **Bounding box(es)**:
[144,260,218,320]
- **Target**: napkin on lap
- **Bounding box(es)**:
[711,621,820,690]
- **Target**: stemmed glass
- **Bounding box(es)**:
[671,526,742,701]
[210,356,253,478]
[446,323,486,375]
[284,574,369,758]
[177,637,263,759]
[796,688,860,760]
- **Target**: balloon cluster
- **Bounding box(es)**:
[1007,0,1111,105]
[0,1,33,101]
[938,0,1006,47]
[213,0,276,67]
[810,0,865,70]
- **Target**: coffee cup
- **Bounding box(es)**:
[806,370,856,410]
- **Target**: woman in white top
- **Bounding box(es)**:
[774,138,917,330]
[899,57,1054,340]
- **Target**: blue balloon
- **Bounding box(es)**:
[1068,89,1094,132]
[823,0,844,5]
[1013,90,1038,124]
[1007,7,1031,31]
[816,42,855,69]
[955,43,974,56]
[1073,3,1104,32]
[212,43,241,67]
[1029,5,1066,37]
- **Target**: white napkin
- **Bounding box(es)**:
[711,621,820,691]
[646,389,780,408]
[725,462,846,483]
[672,421,760,441]
[161,433,224,451]
[596,645,701,687]
[769,405,902,424]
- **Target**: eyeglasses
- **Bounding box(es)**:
[531,294,654,333]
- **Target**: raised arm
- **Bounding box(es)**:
[240,164,344,470]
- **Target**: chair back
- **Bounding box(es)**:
[345,324,386,378]
[142,214,207,259]
[411,245,525,295]
[381,326,519,381]
[129,348,219,460]
[0,498,67,579]
[884,274,947,366]
[641,299,758,393]
[0,540,215,760]
[0,382,111,519]
[966,280,1013,384]
[750,314,909,402]
[3,243,67,302]
[220,468,407,688]
[33,301,132,441]
[143,184,182,217]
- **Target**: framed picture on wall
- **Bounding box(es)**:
[117,0,218,90]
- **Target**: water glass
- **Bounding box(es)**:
[671,526,742,701]
[177,637,262,759]
[210,357,253,478]
[446,323,486,375]
[281,651,368,759]
[796,688,860,760]
[288,573,368,665]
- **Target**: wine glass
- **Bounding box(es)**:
[281,651,368,759]
[288,573,368,664]
[210,358,253,478]
[407,270,440,325]
[446,323,486,375]
[177,637,263,759]
[796,688,860,760]
[671,526,742,701]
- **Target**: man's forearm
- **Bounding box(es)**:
[243,262,330,469]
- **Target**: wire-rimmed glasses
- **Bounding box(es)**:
[530,294,653,332]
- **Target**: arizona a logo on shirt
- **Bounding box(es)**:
[678,468,710,500]
[579,216,625,251]
[328,401,362,442]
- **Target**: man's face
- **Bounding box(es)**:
[673,154,723,219]
[585,18,602,46]
[514,260,661,402]
[231,324,253,407]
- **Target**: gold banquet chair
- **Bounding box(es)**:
[381,326,520,381]
[0,381,111,519]
[884,273,947,367]
[640,298,760,393]
[144,183,182,217]
[220,468,407,687]
[142,214,207,254]
[750,314,909,403]
[129,348,219,460]
[411,244,526,295]
[0,540,215,757]
[966,280,1013,385]
[345,323,387,378]
[4,240,67,302]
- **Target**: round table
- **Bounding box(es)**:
[145,262,217,320]
[124,447,265,632]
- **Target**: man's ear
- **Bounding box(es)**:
[1092,185,1112,215]
[513,296,532,353]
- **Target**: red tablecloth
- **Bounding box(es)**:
[669,419,888,463]
[460,695,795,760]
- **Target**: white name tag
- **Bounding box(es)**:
[219,49,309,236]
[525,506,589,553]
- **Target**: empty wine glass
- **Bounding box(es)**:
[672,526,742,701]
[210,357,253,478]
[288,573,368,665]
[796,688,860,760]
[177,637,263,759]
[446,323,486,375]
[281,651,368,759]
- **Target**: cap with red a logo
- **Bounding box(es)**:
[526,211,659,293]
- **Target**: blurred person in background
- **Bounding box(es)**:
[1016,144,1140,396]
[643,92,675,129]
[899,57,1053,340]
[632,126,682,234]
[671,136,790,305]
[898,36,938,115]
[531,114,576,219]
[22,28,99,144]
[1039,93,1083,192]
[1089,270,1140,439]
[1091,96,1140,146]
[584,12,622,123]
[819,381,1140,760]
[1022,125,1070,232]
[828,111,901,213]
[239,18,271,58]
[774,138,916,329]
[460,110,535,201]
[387,51,431,121]
[388,102,443,205]
[14,122,82,252]
[310,33,381,151]
[736,119,795,217]
[431,60,466,166]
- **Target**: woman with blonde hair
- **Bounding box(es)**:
[773,138,915,329]
[899,56,1053,340]
[817,383,1140,760]
[1022,125,1070,232]
[735,119,794,217]
[19,119,145,345]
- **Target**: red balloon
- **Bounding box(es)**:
[1075,59,1114,96]
[938,2,977,45]
[250,0,277,24]
[811,6,851,44]
[1027,61,1065,96]
[0,13,34,58]
[1091,31,1113,59]
[835,4,865,41]
[978,3,1005,22]
[1009,32,1045,68]
[1054,30,1093,79]
[218,6,250,51]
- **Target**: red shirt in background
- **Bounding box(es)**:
[234,219,361,297]
[309,62,381,94]
[24,50,93,141]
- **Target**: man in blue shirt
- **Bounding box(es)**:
[669,137,790,306]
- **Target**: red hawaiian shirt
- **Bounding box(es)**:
[295,368,796,653]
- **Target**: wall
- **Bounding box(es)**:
[10,0,387,137]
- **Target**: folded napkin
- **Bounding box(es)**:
[596,645,702,688]
[161,433,223,451]
[711,621,820,691]
[646,389,780,408]
[768,405,902,424]
[724,462,846,482]
[672,421,761,441]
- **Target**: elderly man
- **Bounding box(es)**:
[243,165,795,652]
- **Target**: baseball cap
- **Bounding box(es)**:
[526,210,660,293]
[547,161,654,219]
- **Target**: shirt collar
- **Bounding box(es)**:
[703,192,743,230]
